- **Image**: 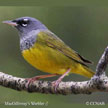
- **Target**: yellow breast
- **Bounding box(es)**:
[22,41,94,78]
[22,43,71,74]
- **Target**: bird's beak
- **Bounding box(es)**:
[2,20,18,26]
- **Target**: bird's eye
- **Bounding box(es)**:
[21,19,29,27]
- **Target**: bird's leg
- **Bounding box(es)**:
[25,74,58,88]
[52,68,71,92]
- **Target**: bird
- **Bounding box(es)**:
[3,17,95,90]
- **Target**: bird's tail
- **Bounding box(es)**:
[71,64,95,78]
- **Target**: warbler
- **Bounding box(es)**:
[3,17,94,89]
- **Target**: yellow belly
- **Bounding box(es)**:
[22,42,94,78]
[22,43,73,75]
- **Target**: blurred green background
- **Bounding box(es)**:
[0,7,108,108]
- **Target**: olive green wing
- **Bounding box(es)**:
[37,30,92,66]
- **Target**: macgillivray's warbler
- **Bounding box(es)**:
[3,17,94,90]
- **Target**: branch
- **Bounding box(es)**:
[0,47,108,95]
[95,46,108,76]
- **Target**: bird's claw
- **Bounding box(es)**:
[25,77,39,88]
[52,79,61,92]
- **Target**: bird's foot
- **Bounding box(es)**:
[25,74,58,88]
[25,76,40,88]
[52,79,62,92]
[52,68,71,92]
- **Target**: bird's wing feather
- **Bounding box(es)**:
[37,30,92,66]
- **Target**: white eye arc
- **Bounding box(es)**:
[23,18,28,21]
[22,23,27,27]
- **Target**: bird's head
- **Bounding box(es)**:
[3,17,47,36]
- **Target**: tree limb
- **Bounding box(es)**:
[0,46,108,95]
